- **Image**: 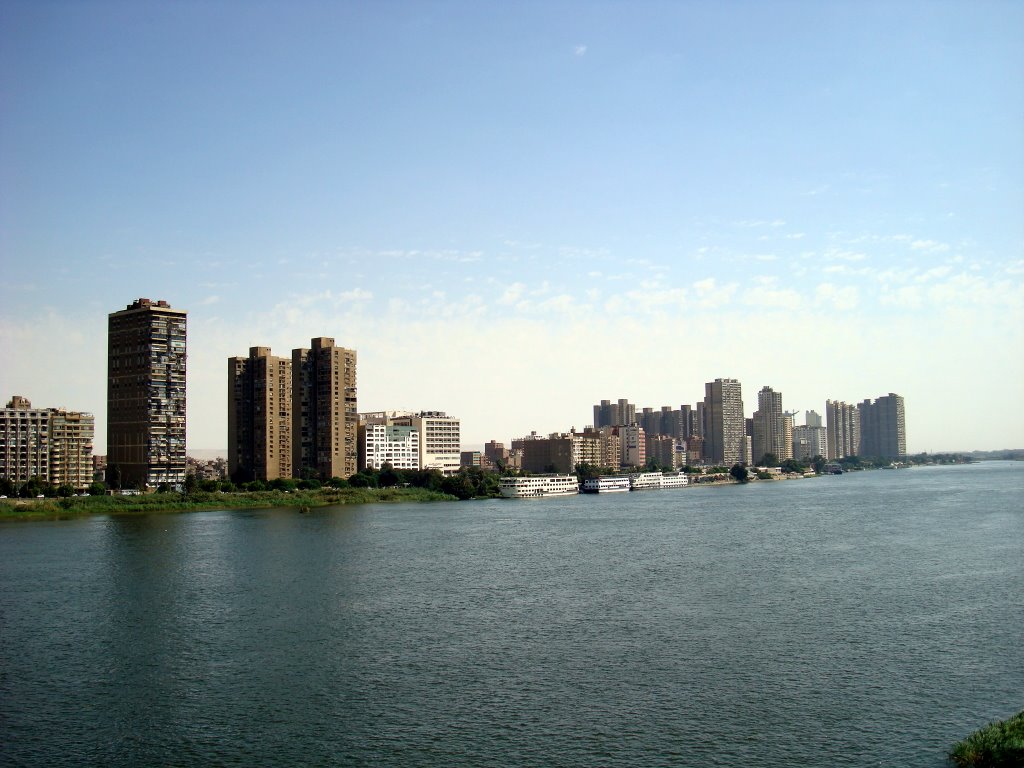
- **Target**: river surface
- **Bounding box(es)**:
[1,462,1021,767]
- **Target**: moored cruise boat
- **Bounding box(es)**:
[581,476,631,493]
[499,474,580,498]
[660,472,689,488]
[628,472,664,491]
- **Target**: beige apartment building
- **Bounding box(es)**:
[292,337,358,480]
[825,399,860,460]
[1,396,94,490]
[228,337,358,482]
[228,347,293,482]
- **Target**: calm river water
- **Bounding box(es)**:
[1,462,1021,767]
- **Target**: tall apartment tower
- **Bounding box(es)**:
[292,337,357,480]
[859,393,906,459]
[228,347,293,482]
[752,386,785,464]
[703,378,744,465]
[825,400,860,460]
[593,398,636,428]
[107,298,187,490]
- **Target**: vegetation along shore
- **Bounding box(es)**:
[949,709,1024,767]
[1,453,987,522]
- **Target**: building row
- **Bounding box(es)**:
[584,382,907,466]
[228,339,358,482]
[228,342,462,481]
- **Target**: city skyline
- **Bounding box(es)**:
[2,3,1022,454]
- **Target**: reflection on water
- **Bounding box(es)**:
[1,462,1022,767]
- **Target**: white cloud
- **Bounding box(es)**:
[911,239,950,253]
[694,278,737,308]
[743,278,801,309]
[498,283,525,305]
[574,44,587,56]
[815,283,859,311]
[915,266,952,282]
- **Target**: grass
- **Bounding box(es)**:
[0,486,457,521]
[950,710,1024,768]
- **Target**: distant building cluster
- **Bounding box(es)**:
[503,381,906,474]
[1,296,909,494]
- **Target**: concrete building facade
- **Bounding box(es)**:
[387,410,461,475]
[107,298,187,490]
[593,398,636,429]
[1,397,95,491]
[703,378,745,466]
[752,386,785,465]
[825,400,860,460]
[859,393,907,459]
[792,424,827,461]
[292,338,357,480]
[228,346,293,482]
[359,422,420,471]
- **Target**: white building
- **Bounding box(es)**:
[792,424,828,461]
[361,409,461,476]
[359,423,420,471]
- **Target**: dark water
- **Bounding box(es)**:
[1,462,1021,767]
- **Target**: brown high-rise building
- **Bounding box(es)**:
[228,347,293,482]
[703,378,744,465]
[107,298,187,490]
[825,399,860,460]
[292,337,357,480]
[859,393,907,459]
[752,386,785,464]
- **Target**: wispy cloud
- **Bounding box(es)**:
[910,239,950,253]
[574,44,587,56]
[815,283,859,311]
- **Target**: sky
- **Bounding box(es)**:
[1,1,1022,455]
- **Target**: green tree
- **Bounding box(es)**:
[184,473,199,494]
[88,481,107,496]
[378,463,400,488]
[811,455,827,474]
[348,472,372,488]
[729,463,750,483]
[441,473,475,500]
[758,453,779,467]
[780,458,806,474]
[56,484,75,498]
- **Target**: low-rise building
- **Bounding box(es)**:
[359,421,420,471]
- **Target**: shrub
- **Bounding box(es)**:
[950,710,1024,767]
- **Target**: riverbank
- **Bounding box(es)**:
[0,486,457,522]
[950,709,1024,767]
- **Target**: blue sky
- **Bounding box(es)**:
[1,1,1022,453]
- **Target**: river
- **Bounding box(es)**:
[1,461,1021,766]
